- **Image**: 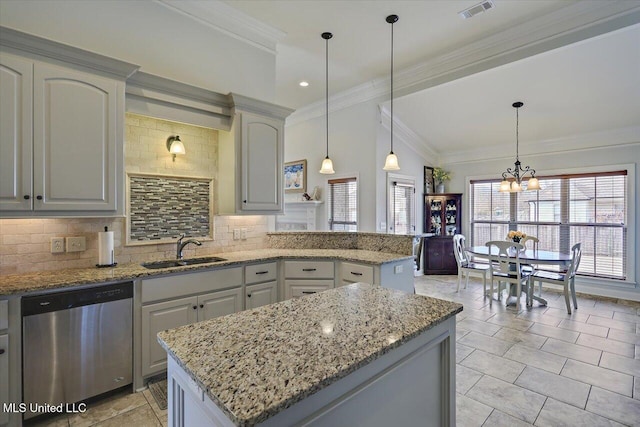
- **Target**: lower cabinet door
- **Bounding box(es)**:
[245,281,277,310]
[198,288,243,321]
[141,296,198,377]
[0,334,8,425]
[285,279,334,299]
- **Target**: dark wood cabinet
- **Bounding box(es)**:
[423,193,462,275]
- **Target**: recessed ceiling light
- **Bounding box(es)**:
[299,81,309,87]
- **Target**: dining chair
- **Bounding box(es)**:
[530,243,582,314]
[453,234,489,295]
[413,236,424,273]
[485,240,532,311]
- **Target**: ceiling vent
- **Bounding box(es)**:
[459,0,495,19]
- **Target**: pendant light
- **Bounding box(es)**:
[383,14,400,171]
[319,32,335,174]
[499,102,540,192]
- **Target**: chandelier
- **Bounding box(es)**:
[383,14,400,171]
[499,101,540,192]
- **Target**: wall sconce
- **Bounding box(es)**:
[166,135,185,161]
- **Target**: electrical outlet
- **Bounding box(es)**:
[240,228,247,240]
[50,237,65,253]
[394,265,403,274]
[66,236,86,252]
[233,229,240,240]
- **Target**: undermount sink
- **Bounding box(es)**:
[141,256,227,269]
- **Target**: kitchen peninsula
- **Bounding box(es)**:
[158,283,462,427]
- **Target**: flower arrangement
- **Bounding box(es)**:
[433,167,451,185]
[508,230,527,243]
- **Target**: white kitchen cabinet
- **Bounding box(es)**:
[141,296,198,377]
[283,260,335,300]
[198,288,243,322]
[217,95,294,215]
[284,280,334,299]
[0,28,137,217]
[0,53,32,212]
[340,262,374,286]
[245,281,277,310]
[140,268,244,378]
[0,334,7,425]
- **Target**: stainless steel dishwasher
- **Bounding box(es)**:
[22,282,133,420]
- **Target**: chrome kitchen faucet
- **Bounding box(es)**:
[176,233,202,259]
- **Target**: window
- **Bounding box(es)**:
[470,170,628,280]
[327,176,358,231]
[388,177,416,234]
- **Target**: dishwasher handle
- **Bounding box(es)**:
[22,282,133,316]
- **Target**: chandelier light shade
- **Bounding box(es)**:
[383,14,400,171]
[319,32,335,174]
[166,135,185,162]
[499,102,539,192]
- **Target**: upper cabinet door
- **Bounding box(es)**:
[0,54,32,211]
[240,113,283,212]
[33,63,118,211]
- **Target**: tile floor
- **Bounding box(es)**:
[415,275,640,427]
[29,275,640,426]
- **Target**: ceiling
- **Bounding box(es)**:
[220,0,640,163]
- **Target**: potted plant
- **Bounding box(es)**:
[433,168,451,193]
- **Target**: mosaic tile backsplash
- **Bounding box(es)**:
[128,174,212,242]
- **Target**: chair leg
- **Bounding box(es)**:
[570,277,578,310]
[564,283,572,314]
[456,270,462,292]
[489,279,494,307]
[482,273,487,298]
[516,282,521,312]
[465,273,469,289]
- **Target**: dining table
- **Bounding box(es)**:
[465,245,573,307]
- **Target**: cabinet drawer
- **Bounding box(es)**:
[245,262,277,285]
[341,262,374,284]
[284,261,334,279]
[285,280,334,299]
[0,300,7,330]
[141,267,242,303]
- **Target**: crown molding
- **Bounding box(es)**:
[0,26,139,79]
[440,126,640,166]
[155,0,286,55]
[230,93,295,120]
[287,2,640,127]
[379,106,440,163]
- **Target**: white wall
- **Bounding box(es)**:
[285,97,431,233]
[0,0,276,102]
[443,142,640,298]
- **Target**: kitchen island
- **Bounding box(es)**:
[158,283,462,427]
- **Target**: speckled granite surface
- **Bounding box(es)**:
[158,283,462,427]
[0,249,413,296]
[267,231,414,255]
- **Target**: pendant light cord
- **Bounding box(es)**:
[326,35,329,158]
[390,19,394,153]
[515,105,519,161]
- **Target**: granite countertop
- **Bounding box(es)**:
[0,249,413,296]
[158,283,462,427]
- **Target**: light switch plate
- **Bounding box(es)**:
[240,228,247,240]
[50,237,65,253]
[233,229,240,240]
[66,236,86,252]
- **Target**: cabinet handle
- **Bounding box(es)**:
[0,349,4,355]
[350,272,363,276]
[255,271,269,275]
[23,195,30,200]
[302,268,317,272]
[302,291,316,294]
[36,195,43,200]
[192,305,197,310]
[247,294,252,298]
[199,304,204,308]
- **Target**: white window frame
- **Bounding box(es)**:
[386,173,416,235]
[326,172,359,231]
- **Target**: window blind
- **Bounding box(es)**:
[328,177,358,231]
[470,170,628,280]
[390,180,415,234]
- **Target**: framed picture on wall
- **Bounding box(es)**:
[284,159,307,193]
[424,166,435,194]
